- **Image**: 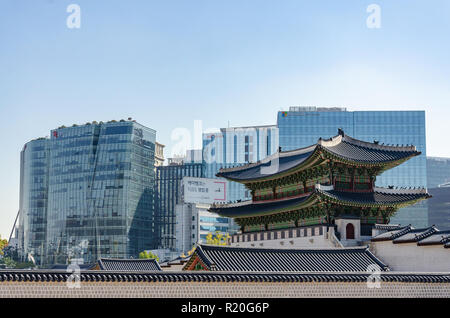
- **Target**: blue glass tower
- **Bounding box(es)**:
[18,120,157,266]
[18,138,50,265]
[277,107,428,227]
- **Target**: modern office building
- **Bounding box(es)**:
[155,162,203,250]
[427,157,450,189]
[277,107,428,227]
[17,138,50,265]
[202,125,279,203]
[18,120,157,266]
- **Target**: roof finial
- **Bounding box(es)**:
[338,128,344,136]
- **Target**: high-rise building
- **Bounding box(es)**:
[18,138,50,265]
[277,107,428,227]
[18,120,157,266]
[155,162,203,250]
[427,157,450,189]
[202,125,279,203]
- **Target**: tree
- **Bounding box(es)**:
[0,236,7,256]
[138,251,159,262]
[206,231,230,246]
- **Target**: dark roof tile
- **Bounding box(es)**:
[97,258,162,271]
[188,244,388,272]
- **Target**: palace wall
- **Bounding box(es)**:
[1,281,448,298]
[369,241,450,272]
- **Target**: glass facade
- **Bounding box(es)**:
[155,163,203,250]
[202,125,279,203]
[277,108,428,227]
[18,120,156,266]
[18,139,50,265]
[427,157,450,189]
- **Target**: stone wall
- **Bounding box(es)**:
[1,281,449,298]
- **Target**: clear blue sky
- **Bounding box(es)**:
[1,0,450,238]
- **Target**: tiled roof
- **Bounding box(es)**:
[97,258,162,271]
[185,244,389,272]
[317,187,430,207]
[392,227,438,243]
[323,133,418,164]
[209,194,314,217]
[373,224,403,231]
[209,187,430,217]
[216,129,420,181]
[0,270,448,283]
[417,231,450,246]
[372,226,450,249]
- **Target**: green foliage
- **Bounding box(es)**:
[0,257,35,269]
[0,236,8,256]
[138,251,159,262]
[205,231,230,246]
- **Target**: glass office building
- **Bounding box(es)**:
[202,125,279,203]
[277,107,428,227]
[155,163,203,250]
[427,157,450,189]
[18,138,50,265]
[18,120,157,266]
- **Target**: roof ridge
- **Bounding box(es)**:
[217,144,317,174]
[374,187,429,195]
[340,133,417,152]
[391,225,414,239]
[198,243,368,253]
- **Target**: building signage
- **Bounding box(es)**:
[182,177,226,204]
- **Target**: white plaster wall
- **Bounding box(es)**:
[335,218,360,241]
[370,241,450,272]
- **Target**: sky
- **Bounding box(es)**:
[0,0,449,238]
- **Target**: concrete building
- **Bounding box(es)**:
[154,142,165,167]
